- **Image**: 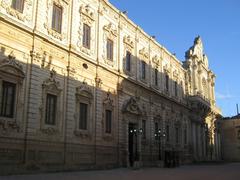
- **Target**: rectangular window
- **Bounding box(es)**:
[79,103,88,130]
[107,39,113,61]
[175,127,179,144]
[83,24,91,49]
[11,0,24,13]
[141,61,146,80]
[0,81,16,118]
[155,122,159,140]
[126,51,131,72]
[155,69,158,86]
[142,120,146,139]
[105,110,112,133]
[165,74,169,91]
[175,81,178,97]
[166,125,170,142]
[45,94,57,125]
[184,129,187,144]
[52,4,62,33]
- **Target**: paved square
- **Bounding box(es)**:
[1,163,240,180]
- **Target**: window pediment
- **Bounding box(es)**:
[42,69,61,93]
[152,55,160,66]
[80,5,95,21]
[103,23,117,37]
[123,35,134,49]
[103,92,114,110]
[76,83,93,100]
[139,47,149,60]
[0,53,25,78]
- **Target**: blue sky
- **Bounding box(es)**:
[110,0,240,117]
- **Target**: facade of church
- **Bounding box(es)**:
[0,0,221,174]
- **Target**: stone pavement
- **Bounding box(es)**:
[1,163,240,180]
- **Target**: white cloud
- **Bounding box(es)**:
[215,92,234,99]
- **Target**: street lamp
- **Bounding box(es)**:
[155,129,166,160]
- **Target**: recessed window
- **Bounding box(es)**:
[184,129,187,144]
[142,120,146,139]
[175,127,179,143]
[83,24,91,49]
[0,81,16,118]
[11,0,24,13]
[79,103,88,130]
[141,61,146,80]
[107,39,113,61]
[165,74,169,92]
[166,125,170,142]
[105,110,112,133]
[126,51,131,72]
[45,94,57,125]
[52,4,62,33]
[175,81,178,97]
[155,69,158,86]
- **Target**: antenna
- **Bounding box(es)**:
[237,104,239,115]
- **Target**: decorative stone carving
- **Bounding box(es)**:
[103,91,114,109]
[42,69,61,92]
[74,130,92,139]
[139,47,149,60]
[95,75,102,88]
[102,23,117,66]
[0,51,24,79]
[0,119,20,134]
[152,55,160,66]
[78,4,95,55]
[44,0,68,41]
[0,0,33,23]
[122,97,142,115]
[76,82,93,100]
[40,127,59,135]
[103,23,117,38]
[39,68,62,135]
[123,35,134,49]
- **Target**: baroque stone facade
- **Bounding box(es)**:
[0,0,221,174]
[220,115,240,162]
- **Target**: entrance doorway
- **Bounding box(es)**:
[128,123,138,167]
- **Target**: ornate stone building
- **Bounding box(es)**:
[220,114,240,162]
[0,0,221,174]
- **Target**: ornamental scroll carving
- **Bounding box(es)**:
[102,23,117,66]
[139,47,149,60]
[44,0,69,41]
[123,35,134,50]
[0,0,33,23]
[78,4,95,55]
